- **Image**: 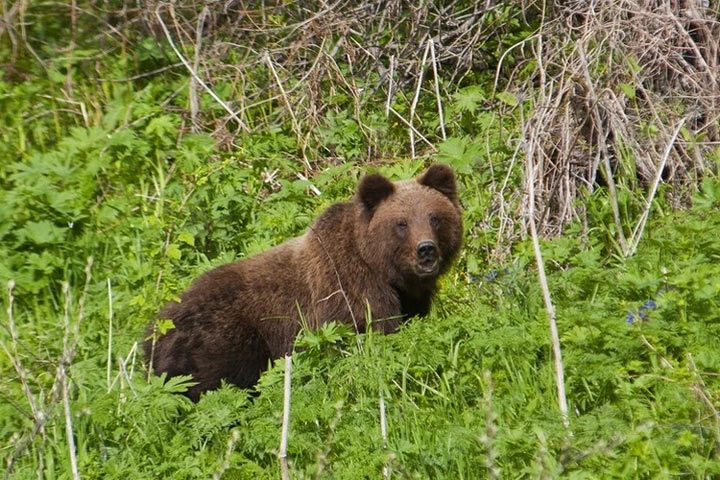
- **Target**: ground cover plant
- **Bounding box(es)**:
[2,1,720,478]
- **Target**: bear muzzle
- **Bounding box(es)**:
[415,240,440,277]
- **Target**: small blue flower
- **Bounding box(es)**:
[638,299,657,316]
[483,270,500,282]
[626,299,658,324]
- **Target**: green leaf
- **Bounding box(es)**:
[144,115,178,147]
[130,295,146,307]
[157,319,175,335]
[619,83,635,99]
[495,91,518,107]
[18,220,64,245]
[435,136,482,174]
[166,243,182,260]
[452,85,485,112]
[178,232,195,246]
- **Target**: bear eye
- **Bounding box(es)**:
[429,214,440,228]
[396,219,408,230]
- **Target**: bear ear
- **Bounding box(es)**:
[357,173,395,213]
[418,164,458,204]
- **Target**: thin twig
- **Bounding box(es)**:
[385,54,395,118]
[409,40,431,158]
[387,106,437,152]
[296,172,321,196]
[627,117,687,256]
[190,6,209,132]
[265,50,310,169]
[109,342,139,396]
[428,39,446,140]
[60,281,80,480]
[106,278,113,392]
[147,323,157,383]
[379,385,390,480]
[0,0,22,38]
[155,4,248,131]
[213,430,240,480]
[3,280,38,418]
[279,355,292,480]
[60,362,80,480]
[640,334,673,369]
[97,62,184,82]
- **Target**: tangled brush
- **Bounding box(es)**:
[518,0,719,245]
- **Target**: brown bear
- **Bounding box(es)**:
[144,164,462,400]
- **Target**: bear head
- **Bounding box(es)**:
[355,164,462,290]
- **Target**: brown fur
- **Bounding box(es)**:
[144,164,462,400]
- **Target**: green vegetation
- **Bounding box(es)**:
[2,1,720,478]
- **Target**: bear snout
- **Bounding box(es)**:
[415,240,440,276]
[417,240,438,259]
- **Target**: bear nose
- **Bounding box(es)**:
[417,241,438,259]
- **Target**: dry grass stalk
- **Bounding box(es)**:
[527,145,571,430]
[279,354,292,480]
[379,387,390,480]
[60,281,81,480]
[388,106,437,152]
[385,54,395,117]
[213,430,241,480]
[480,370,500,480]
[2,280,39,420]
[189,6,210,133]
[628,116,688,255]
[409,40,431,158]
[429,39,447,141]
[106,278,113,392]
[265,50,310,169]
